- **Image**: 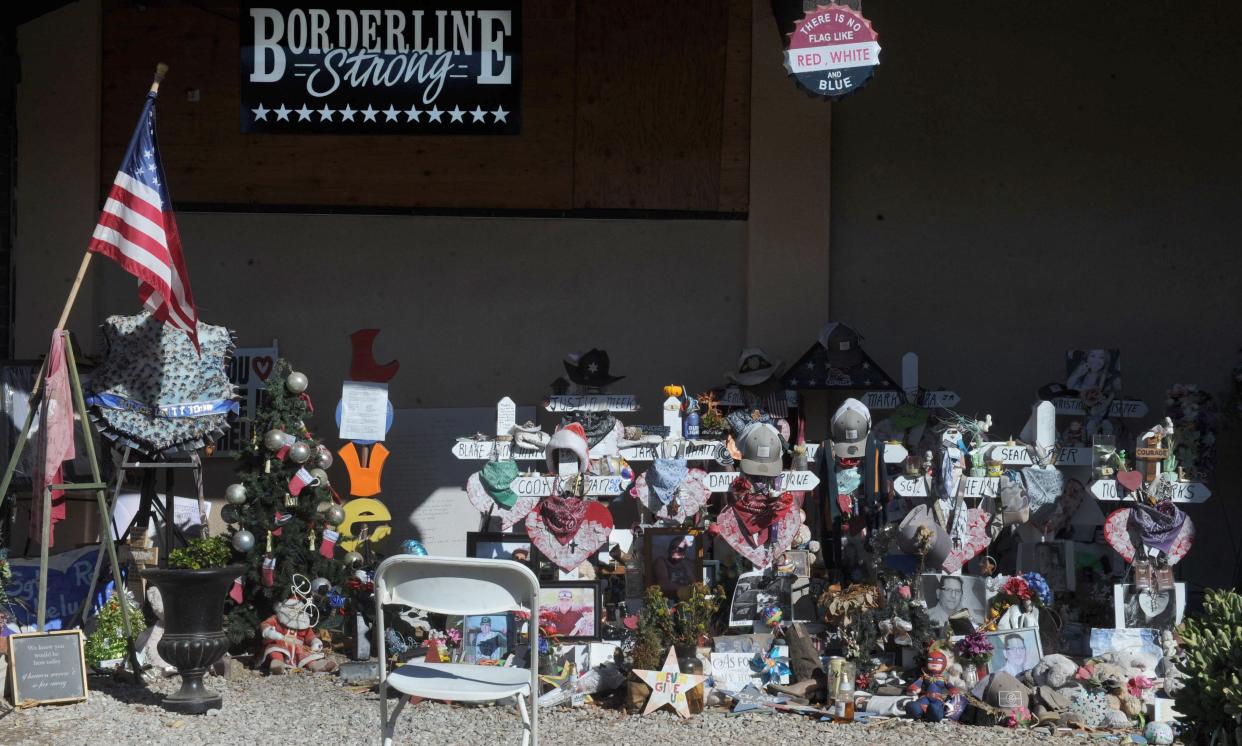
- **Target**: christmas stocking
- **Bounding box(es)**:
[289,467,317,496]
[320,529,339,558]
[229,576,244,604]
[262,555,276,587]
[271,430,297,460]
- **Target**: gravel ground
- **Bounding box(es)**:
[0,668,1100,746]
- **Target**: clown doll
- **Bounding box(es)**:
[261,596,339,674]
[905,645,959,722]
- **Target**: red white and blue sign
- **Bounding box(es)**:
[783,4,880,100]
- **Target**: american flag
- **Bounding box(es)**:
[88,90,199,351]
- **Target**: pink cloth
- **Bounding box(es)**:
[31,331,75,546]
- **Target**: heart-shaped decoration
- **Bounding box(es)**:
[1103,508,1195,565]
[252,355,274,381]
[939,508,991,574]
[633,468,709,522]
[1116,471,1144,493]
[526,500,613,572]
[466,472,538,530]
[714,505,801,569]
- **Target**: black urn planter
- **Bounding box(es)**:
[141,564,245,714]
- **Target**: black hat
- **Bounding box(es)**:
[564,349,625,387]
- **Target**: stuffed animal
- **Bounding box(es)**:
[261,596,338,674]
[1094,648,1159,681]
[1091,662,1141,725]
[1027,654,1083,723]
[905,647,959,722]
[1158,630,1185,695]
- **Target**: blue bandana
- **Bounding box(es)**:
[647,458,688,505]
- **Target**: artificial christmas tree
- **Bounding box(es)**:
[225,359,348,646]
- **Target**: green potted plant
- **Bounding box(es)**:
[626,586,675,711]
[1176,589,1242,744]
[85,590,146,671]
[141,534,244,714]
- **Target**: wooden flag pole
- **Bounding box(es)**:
[51,63,168,335]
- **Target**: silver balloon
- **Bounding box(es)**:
[343,551,364,569]
[326,504,346,526]
[225,483,248,505]
[289,442,312,464]
[309,468,330,486]
[286,371,309,394]
[232,529,256,553]
[264,429,287,451]
[315,448,333,469]
[309,577,331,596]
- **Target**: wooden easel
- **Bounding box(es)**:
[0,62,169,684]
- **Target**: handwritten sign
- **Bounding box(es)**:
[619,441,722,462]
[1055,445,1092,467]
[958,477,998,498]
[804,442,907,464]
[451,440,544,461]
[862,390,960,410]
[710,652,762,692]
[1090,479,1211,503]
[510,475,624,497]
[704,471,820,493]
[495,397,516,437]
[893,476,928,497]
[1052,397,1148,419]
[8,630,88,707]
[544,395,638,412]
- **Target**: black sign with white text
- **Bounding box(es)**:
[240,2,521,135]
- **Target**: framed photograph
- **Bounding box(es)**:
[986,627,1042,678]
[777,549,812,577]
[459,613,517,664]
[1089,627,1163,662]
[728,571,793,628]
[702,560,721,588]
[920,573,988,628]
[643,528,703,599]
[1066,348,1121,396]
[1115,583,1184,630]
[1017,540,1076,593]
[465,532,535,568]
[537,582,600,641]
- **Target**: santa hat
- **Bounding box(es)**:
[546,422,590,473]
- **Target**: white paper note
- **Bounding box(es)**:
[339,381,390,441]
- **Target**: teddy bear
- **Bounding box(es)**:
[1090,662,1143,724]
[1026,654,1084,724]
[1158,630,1185,696]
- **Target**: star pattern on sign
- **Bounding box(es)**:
[383,105,400,122]
[405,105,422,122]
[274,104,291,122]
[426,106,443,122]
[493,106,509,123]
[296,104,313,121]
[251,103,270,121]
[339,104,357,121]
[259,103,514,127]
[318,104,335,121]
[470,106,487,122]
[448,106,465,123]
[362,105,378,122]
[635,648,708,719]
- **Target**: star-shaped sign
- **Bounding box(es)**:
[383,105,400,122]
[251,103,270,121]
[296,104,313,121]
[635,648,707,718]
[362,105,378,122]
[538,661,574,690]
[427,106,443,122]
[274,104,291,122]
[470,106,487,122]
[493,106,509,123]
[340,104,357,121]
[448,106,465,122]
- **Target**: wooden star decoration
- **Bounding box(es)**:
[538,661,574,691]
[635,648,708,718]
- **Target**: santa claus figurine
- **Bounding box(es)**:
[261,596,339,674]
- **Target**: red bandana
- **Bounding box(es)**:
[729,476,793,546]
[539,494,589,546]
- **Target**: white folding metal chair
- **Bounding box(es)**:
[375,555,540,746]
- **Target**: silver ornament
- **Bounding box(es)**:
[343,551,364,569]
[264,429,287,451]
[289,442,312,464]
[232,529,256,553]
[286,371,309,394]
[309,577,331,596]
[315,448,333,469]
[326,504,346,526]
[315,500,332,514]
[309,468,330,486]
[225,483,248,505]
